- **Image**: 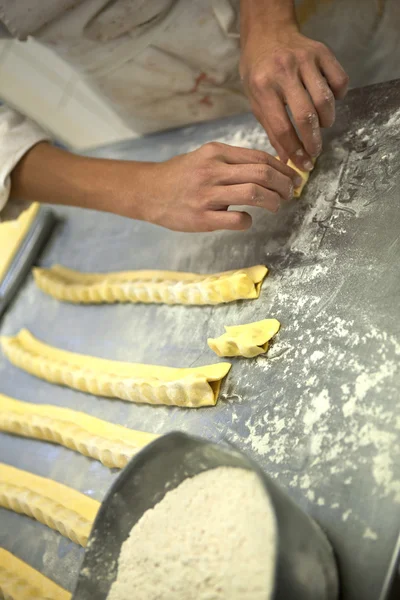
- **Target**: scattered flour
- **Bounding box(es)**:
[363,528,378,541]
[303,390,331,434]
[186,124,273,154]
[108,468,276,600]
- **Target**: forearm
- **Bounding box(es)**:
[10,142,151,219]
[240,0,298,43]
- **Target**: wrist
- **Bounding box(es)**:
[240,0,298,46]
[86,159,159,223]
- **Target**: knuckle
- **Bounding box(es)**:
[315,95,333,113]
[250,69,268,93]
[201,141,222,158]
[316,82,335,104]
[246,183,260,203]
[274,121,292,141]
[297,49,313,64]
[286,179,294,199]
[269,192,281,212]
[313,41,329,55]
[258,164,272,184]
[300,111,318,126]
[273,51,295,74]
[336,72,350,88]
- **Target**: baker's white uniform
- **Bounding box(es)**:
[1,0,399,217]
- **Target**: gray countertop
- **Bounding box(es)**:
[1,79,400,599]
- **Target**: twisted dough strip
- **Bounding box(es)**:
[33,264,268,305]
[0,463,99,547]
[0,394,158,469]
[0,548,71,600]
[208,319,281,358]
[0,330,231,408]
[0,203,39,284]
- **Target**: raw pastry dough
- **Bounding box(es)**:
[0,463,99,546]
[278,158,315,197]
[0,548,71,600]
[33,264,268,305]
[208,319,280,358]
[0,394,158,469]
[0,203,39,284]
[0,330,231,408]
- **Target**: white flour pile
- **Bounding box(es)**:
[108,467,276,600]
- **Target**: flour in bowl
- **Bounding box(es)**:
[108,466,276,600]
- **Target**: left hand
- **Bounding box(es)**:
[240,25,349,171]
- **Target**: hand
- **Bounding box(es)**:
[10,141,301,233]
[240,25,349,170]
[125,142,303,232]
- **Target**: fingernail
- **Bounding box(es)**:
[295,176,303,187]
[295,149,305,157]
[303,160,314,171]
[288,183,294,199]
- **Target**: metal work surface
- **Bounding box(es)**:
[1,79,400,599]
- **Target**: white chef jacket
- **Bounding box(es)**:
[1,0,400,218]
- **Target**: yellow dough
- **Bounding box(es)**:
[0,548,71,600]
[287,159,310,197]
[33,264,268,306]
[0,463,99,547]
[0,394,158,469]
[0,330,231,408]
[208,319,281,358]
[277,158,315,197]
[0,203,40,284]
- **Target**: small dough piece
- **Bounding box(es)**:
[33,264,268,306]
[287,159,310,197]
[0,548,71,600]
[0,463,99,546]
[0,203,39,284]
[0,394,158,469]
[277,158,315,197]
[0,330,231,408]
[208,319,280,358]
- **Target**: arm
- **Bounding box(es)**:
[10,136,303,233]
[240,0,349,170]
[0,106,50,219]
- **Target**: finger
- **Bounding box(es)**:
[218,164,295,201]
[301,64,335,128]
[267,132,289,164]
[259,90,314,171]
[206,210,252,231]
[206,141,284,168]
[284,82,322,159]
[215,139,303,185]
[251,102,289,162]
[218,183,281,213]
[319,49,349,100]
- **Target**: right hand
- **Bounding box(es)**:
[240,27,349,171]
[122,142,303,232]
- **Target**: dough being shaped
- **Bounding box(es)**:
[0,548,71,600]
[277,158,315,197]
[0,394,158,469]
[0,463,99,546]
[33,264,268,306]
[208,319,280,358]
[0,330,231,408]
[0,203,39,284]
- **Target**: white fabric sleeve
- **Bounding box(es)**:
[0,105,50,216]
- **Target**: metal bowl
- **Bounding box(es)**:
[73,432,339,600]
